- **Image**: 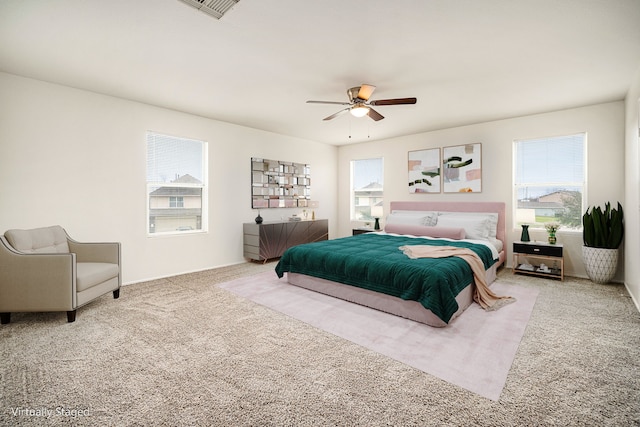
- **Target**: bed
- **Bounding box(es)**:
[274,201,507,327]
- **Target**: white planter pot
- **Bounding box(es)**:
[582,246,619,284]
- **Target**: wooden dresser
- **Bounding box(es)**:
[243,219,328,262]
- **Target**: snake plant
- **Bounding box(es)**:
[582,202,624,249]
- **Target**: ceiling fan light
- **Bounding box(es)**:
[350,104,370,118]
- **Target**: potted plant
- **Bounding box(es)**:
[582,202,624,283]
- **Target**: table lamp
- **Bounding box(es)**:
[371,205,384,231]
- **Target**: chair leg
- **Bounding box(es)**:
[0,313,10,325]
[66,310,76,323]
[113,289,120,299]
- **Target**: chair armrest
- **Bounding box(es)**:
[0,237,76,311]
[67,239,121,265]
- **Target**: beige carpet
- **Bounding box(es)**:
[218,271,539,401]
[1,262,639,426]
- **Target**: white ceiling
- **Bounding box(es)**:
[1,0,639,145]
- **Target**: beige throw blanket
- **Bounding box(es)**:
[399,245,515,311]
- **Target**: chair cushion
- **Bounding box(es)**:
[76,262,120,292]
[4,225,70,253]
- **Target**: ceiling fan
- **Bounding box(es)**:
[306,84,417,121]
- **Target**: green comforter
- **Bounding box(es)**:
[274,233,497,324]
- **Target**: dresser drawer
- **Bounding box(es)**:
[514,242,563,257]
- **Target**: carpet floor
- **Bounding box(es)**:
[218,271,539,401]
[1,262,639,426]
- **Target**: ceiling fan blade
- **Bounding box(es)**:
[367,108,384,121]
[307,100,351,105]
[357,84,376,101]
[323,108,350,121]
[369,97,417,106]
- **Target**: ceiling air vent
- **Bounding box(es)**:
[178,0,240,19]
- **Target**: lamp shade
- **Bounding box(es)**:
[515,208,536,225]
[371,205,383,218]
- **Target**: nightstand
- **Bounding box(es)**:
[352,228,375,236]
[513,241,564,281]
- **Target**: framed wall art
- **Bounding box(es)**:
[408,148,441,193]
[442,143,482,193]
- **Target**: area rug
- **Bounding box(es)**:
[218,271,539,401]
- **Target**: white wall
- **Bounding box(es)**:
[624,65,640,309]
[0,71,630,285]
[337,102,626,279]
[0,72,338,284]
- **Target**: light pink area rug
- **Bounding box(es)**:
[218,271,539,400]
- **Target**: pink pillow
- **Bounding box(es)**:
[384,224,466,240]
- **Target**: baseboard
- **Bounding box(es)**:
[624,282,640,313]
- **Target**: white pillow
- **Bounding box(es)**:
[389,210,438,226]
[386,213,430,226]
[438,212,498,238]
[435,215,491,240]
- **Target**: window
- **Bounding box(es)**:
[147,132,207,235]
[513,133,585,230]
[351,158,383,221]
[169,197,184,208]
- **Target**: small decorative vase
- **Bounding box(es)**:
[548,231,556,245]
[520,225,530,242]
[255,211,263,224]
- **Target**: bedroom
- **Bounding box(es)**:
[1,0,638,294]
[1,0,639,424]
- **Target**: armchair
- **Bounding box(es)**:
[0,225,121,324]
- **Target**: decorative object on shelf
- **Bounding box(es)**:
[442,143,482,193]
[582,202,624,284]
[309,200,319,221]
[516,208,535,242]
[251,157,311,209]
[371,204,383,231]
[254,211,263,224]
[545,221,560,244]
[408,148,441,193]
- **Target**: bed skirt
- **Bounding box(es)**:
[286,262,499,327]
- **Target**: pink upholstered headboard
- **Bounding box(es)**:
[388,201,506,253]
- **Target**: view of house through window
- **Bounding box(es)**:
[351,158,384,222]
[513,133,585,230]
[146,132,207,235]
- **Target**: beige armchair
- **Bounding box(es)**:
[0,225,121,324]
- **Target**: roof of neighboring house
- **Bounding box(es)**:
[356,182,383,192]
[150,187,201,196]
[538,190,580,201]
[519,201,564,210]
[172,174,202,184]
[150,174,202,196]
